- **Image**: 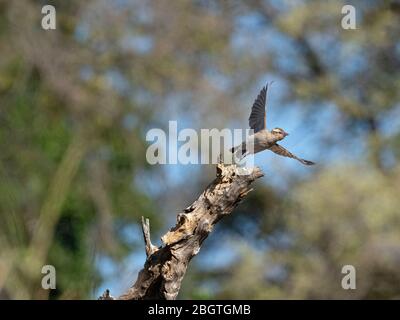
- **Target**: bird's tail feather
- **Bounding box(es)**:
[299,158,315,166]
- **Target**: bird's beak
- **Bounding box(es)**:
[284,132,289,137]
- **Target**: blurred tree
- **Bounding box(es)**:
[0,0,263,299]
[215,166,400,299]
[1,0,399,300]
[179,0,400,299]
[0,0,157,299]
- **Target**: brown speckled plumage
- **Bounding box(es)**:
[231,83,315,166]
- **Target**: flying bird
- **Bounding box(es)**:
[231,83,315,166]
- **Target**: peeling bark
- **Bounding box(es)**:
[100,164,263,300]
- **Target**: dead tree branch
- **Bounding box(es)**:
[100,164,263,300]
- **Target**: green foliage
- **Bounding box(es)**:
[1,0,399,300]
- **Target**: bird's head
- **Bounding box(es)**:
[271,127,289,141]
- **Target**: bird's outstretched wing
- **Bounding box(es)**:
[248,84,268,133]
[269,144,315,166]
